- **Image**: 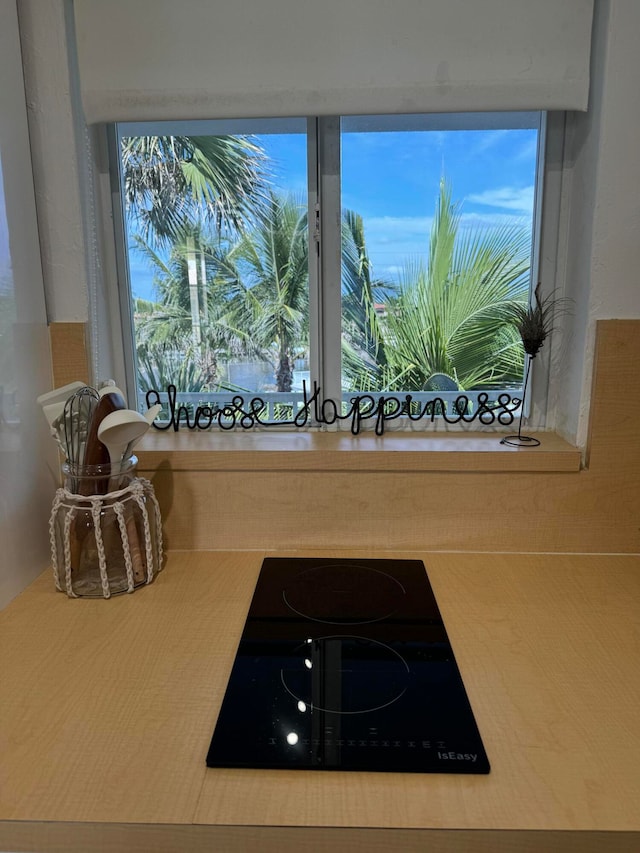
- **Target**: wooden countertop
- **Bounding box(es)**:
[1,550,639,852]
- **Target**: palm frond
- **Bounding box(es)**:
[350,179,531,393]
[121,134,268,247]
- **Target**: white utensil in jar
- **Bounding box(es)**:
[97,409,149,485]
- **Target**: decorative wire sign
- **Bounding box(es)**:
[146,382,522,437]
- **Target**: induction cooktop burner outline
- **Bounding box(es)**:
[206,557,490,774]
[282,562,406,624]
[279,634,411,714]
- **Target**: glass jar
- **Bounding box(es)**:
[49,456,163,598]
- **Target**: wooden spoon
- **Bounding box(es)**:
[81,390,127,489]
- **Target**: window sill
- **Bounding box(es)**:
[136,429,581,473]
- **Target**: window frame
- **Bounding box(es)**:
[106,111,562,432]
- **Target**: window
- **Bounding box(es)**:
[111,112,546,430]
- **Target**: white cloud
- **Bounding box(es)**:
[514,137,539,163]
[364,215,432,240]
[458,211,530,229]
[363,210,531,280]
[363,216,432,275]
[472,129,511,154]
[466,186,534,213]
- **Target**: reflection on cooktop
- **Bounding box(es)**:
[206,557,490,774]
[280,635,410,714]
[283,563,406,624]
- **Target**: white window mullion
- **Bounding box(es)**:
[307,118,322,415]
[317,116,342,414]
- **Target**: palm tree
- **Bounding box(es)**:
[123,134,270,388]
[220,192,309,392]
[341,209,393,388]
[342,180,530,393]
[121,135,268,247]
[132,228,253,392]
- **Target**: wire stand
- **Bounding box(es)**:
[500,355,540,447]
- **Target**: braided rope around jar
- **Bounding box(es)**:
[48,490,63,592]
[90,497,111,599]
[50,479,163,597]
[48,489,79,597]
[130,478,164,582]
[63,505,78,597]
[150,483,164,571]
[113,501,136,593]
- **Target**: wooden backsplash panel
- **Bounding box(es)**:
[148,464,638,554]
[49,322,90,388]
[143,320,640,554]
[50,319,640,553]
[586,319,640,472]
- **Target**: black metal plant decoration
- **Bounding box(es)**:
[501,284,566,448]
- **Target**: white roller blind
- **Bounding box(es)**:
[73,0,594,123]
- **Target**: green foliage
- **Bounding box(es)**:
[132,225,259,393]
[136,344,211,395]
[121,135,268,247]
[341,180,529,393]
[133,296,158,315]
[131,191,311,396]
[341,209,393,387]
[218,192,309,392]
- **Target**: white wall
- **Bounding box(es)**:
[15,0,640,449]
[0,0,59,609]
[585,0,640,321]
[552,0,640,443]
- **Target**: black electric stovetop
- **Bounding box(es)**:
[206,558,490,773]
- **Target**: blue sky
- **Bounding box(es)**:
[128,124,538,300]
